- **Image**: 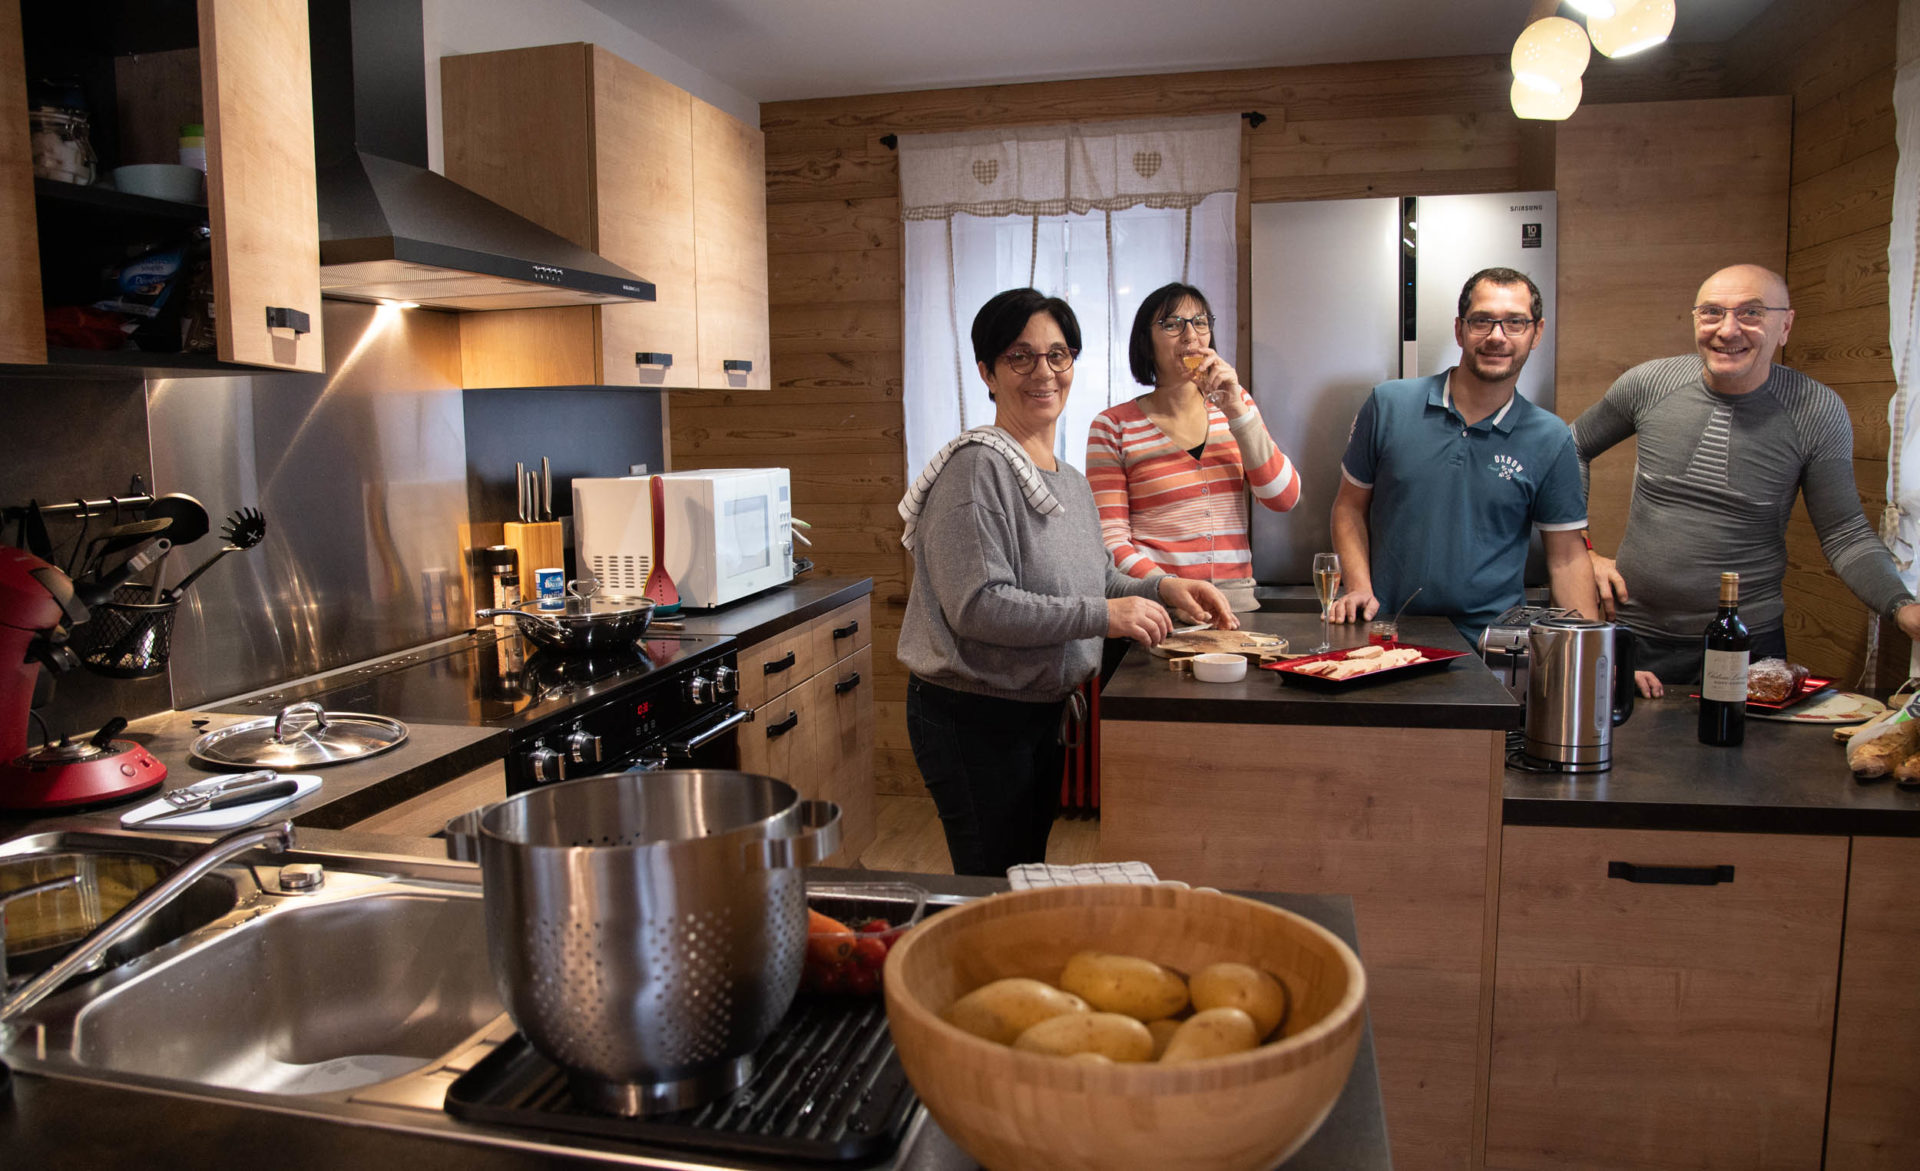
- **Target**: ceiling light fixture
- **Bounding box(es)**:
[1511,16,1592,94]
[1562,0,1618,18]
[1510,75,1583,121]
[1588,0,1676,58]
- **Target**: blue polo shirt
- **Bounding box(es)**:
[1340,371,1587,644]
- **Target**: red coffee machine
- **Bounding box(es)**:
[0,545,167,809]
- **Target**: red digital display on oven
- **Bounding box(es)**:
[633,699,653,718]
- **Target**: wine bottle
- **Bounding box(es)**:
[1699,572,1750,746]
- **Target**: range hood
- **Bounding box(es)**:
[310,0,653,311]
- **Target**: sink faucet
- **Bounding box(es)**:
[0,820,295,1024]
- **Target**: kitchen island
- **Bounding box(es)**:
[1099,614,1920,1170]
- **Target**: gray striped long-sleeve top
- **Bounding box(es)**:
[1572,355,1913,638]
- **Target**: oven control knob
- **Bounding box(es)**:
[528,746,564,783]
[685,673,716,706]
[567,729,603,765]
[713,665,738,698]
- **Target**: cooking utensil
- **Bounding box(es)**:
[479,769,842,1116]
[144,777,298,822]
[641,475,681,617]
[505,463,563,597]
[159,768,278,808]
[163,508,267,602]
[1389,586,1421,628]
[540,456,553,521]
[188,702,409,769]
[477,582,654,654]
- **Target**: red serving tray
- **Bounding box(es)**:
[1688,674,1834,711]
[1262,643,1470,686]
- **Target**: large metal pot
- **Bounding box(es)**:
[476,587,653,654]
[478,770,841,1116]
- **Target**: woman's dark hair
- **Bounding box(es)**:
[971,287,1081,370]
[1128,282,1214,386]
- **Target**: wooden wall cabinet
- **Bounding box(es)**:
[735,598,873,864]
[442,43,768,392]
[1486,825,1848,1170]
[1,0,324,372]
[1826,835,1920,1169]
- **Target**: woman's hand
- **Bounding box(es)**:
[1191,351,1248,419]
[1107,596,1174,645]
[1158,578,1240,630]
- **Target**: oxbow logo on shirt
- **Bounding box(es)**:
[1490,454,1524,480]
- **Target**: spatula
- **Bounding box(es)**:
[642,475,681,616]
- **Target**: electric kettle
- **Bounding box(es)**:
[1523,616,1636,771]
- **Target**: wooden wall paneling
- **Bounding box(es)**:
[0,0,44,363]
[1551,96,1791,559]
[1788,223,1892,318]
[198,0,324,372]
[1790,143,1899,252]
[765,196,902,255]
[1792,65,1897,185]
[1828,835,1920,1168]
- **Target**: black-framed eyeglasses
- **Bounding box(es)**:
[1000,346,1076,375]
[1156,313,1214,336]
[1462,315,1537,338]
[1692,304,1789,327]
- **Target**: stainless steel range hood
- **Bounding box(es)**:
[311,0,653,311]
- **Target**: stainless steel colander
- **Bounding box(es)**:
[478,769,841,1116]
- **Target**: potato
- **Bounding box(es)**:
[1058,951,1189,1022]
[1012,1011,1155,1062]
[946,977,1090,1045]
[1190,961,1289,1039]
[1159,1007,1260,1063]
[1145,1018,1182,1061]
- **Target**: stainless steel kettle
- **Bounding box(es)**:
[1523,617,1636,771]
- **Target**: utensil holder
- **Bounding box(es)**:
[70,586,177,678]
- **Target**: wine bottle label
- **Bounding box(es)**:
[1702,649,1750,703]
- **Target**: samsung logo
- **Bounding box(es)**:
[1510,204,1543,211]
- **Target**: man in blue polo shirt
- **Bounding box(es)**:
[1328,266,1599,644]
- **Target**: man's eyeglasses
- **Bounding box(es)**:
[1692,304,1789,327]
[1156,313,1214,337]
[1462,316,1538,338]
[1000,346,1077,375]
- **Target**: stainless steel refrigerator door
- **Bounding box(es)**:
[1412,191,1558,413]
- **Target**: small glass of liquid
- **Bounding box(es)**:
[1312,553,1342,621]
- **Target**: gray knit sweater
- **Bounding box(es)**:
[898,443,1163,702]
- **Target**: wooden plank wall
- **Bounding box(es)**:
[669,47,1723,804]
[1724,0,1905,687]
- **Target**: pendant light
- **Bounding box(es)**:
[1562,0,1618,17]
[1510,75,1583,121]
[1511,16,1592,95]
[1589,0,1677,58]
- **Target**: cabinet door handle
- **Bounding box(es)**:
[265,306,311,335]
[766,710,799,738]
[723,359,754,373]
[1607,861,1735,886]
[635,352,674,367]
[833,619,859,640]
[763,650,796,676]
[834,672,861,695]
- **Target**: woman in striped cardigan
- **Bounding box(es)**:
[1087,283,1302,590]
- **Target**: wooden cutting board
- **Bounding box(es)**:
[1150,630,1288,659]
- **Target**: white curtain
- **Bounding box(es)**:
[1887,0,1920,675]
[899,115,1241,483]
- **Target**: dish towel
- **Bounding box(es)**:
[898,426,1062,551]
[1008,862,1184,890]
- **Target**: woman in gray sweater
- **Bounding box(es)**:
[897,288,1234,876]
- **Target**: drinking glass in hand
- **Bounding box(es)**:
[1312,553,1342,621]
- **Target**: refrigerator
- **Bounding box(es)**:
[1247,191,1558,584]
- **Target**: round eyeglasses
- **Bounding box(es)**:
[1156,313,1214,337]
[1000,346,1076,375]
[1462,315,1537,338]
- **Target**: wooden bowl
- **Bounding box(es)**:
[882,884,1366,1171]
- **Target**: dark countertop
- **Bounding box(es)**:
[1504,695,1920,837]
[2,861,1389,1171]
[660,576,872,648]
[1101,611,1522,730]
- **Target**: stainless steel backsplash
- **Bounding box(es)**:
[149,301,469,708]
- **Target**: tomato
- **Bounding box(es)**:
[857,918,892,936]
[851,936,888,969]
[844,965,880,996]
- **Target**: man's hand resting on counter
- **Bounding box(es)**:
[1327,590,1379,623]
[1634,670,1665,699]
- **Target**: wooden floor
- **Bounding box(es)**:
[855,794,1101,874]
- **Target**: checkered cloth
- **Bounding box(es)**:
[1006,861,1166,890]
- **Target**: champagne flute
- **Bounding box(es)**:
[1312,553,1342,621]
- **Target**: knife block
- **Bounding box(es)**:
[504,521,565,589]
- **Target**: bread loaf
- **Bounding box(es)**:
[1747,658,1811,704]
[1847,717,1919,777]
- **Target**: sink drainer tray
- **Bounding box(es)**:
[444,994,916,1163]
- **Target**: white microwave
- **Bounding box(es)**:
[573,469,793,609]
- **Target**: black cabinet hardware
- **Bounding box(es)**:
[1607,861,1735,886]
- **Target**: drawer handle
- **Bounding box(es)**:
[723,359,754,373]
[834,671,861,695]
[763,650,796,676]
[635,351,674,367]
[833,619,859,640]
[766,710,799,738]
[265,306,311,335]
[1607,861,1735,886]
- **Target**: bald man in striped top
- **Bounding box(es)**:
[1087,282,1302,584]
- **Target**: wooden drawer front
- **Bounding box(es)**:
[802,645,873,866]
[1487,826,1848,1171]
[811,598,872,668]
[1827,835,1920,1169]
[738,694,805,782]
[736,625,818,711]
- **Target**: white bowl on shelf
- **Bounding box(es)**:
[1190,653,1248,683]
[112,163,204,203]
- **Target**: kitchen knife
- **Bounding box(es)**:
[145,777,299,821]
[514,462,527,524]
[540,457,552,522]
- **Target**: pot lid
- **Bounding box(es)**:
[515,584,653,625]
[190,702,408,769]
